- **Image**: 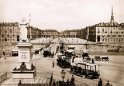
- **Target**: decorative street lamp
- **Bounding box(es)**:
[61,70,66,81]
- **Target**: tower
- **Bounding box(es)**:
[110,6,114,23]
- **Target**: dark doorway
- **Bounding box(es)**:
[97,36,100,42]
[17,35,19,41]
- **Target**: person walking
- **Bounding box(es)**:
[70,75,75,86]
[92,58,95,63]
[3,52,5,56]
[52,61,55,68]
[72,56,75,63]
[105,80,111,86]
[18,80,22,86]
[66,79,70,85]
[98,78,103,86]
[61,70,66,81]
[3,52,6,60]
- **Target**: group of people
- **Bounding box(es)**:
[52,75,75,86]
[98,78,113,86]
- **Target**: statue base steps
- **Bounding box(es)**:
[12,69,36,82]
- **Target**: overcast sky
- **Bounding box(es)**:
[0,0,124,31]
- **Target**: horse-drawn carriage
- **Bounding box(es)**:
[81,49,91,62]
[43,50,51,57]
[57,54,71,68]
[94,56,109,61]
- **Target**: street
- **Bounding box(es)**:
[0,38,124,86]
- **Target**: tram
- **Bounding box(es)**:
[57,54,99,79]
[57,48,100,79]
[70,62,100,79]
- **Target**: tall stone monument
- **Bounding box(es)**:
[12,18,36,81]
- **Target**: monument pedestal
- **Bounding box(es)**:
[12,69,36,81]
[12,42,36,81]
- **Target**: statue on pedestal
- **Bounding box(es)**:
[12,17,36,80]
[20,18,28,42]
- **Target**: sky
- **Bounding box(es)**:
[0,0,124,31]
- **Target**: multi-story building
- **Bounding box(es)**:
[41,29,59,38]
[0,22,43,55]
[0,22,43,43]
[81,9,124,44]
[60,30,69,37]
[60,29,81,38]
[0,22,20,55]
[0,22,20,45]
[27,26,42,40]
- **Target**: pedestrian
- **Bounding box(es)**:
[3,52,5,55]
[72,56,75,63]
[70,75,75,86]
[18,80,22,86]
[98,78,103,86]
[66,79,70,85]
[61,70,66,81]
[3,52,6,60]
[92,58,95,63]
[52,61,55,68]
[105,80,111,86]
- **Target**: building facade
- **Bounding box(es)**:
[60,29,81,38]
[27,26,42,40]
[95,22,124,44]
[41,29,59,38]
[0,22,43,55]
[0,22,20,45]
[0,22,20,54]
[81,9,124,44]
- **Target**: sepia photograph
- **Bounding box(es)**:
[0,0,124,86]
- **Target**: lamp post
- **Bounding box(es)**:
[98,64,101,75]
[61,70,66,82]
